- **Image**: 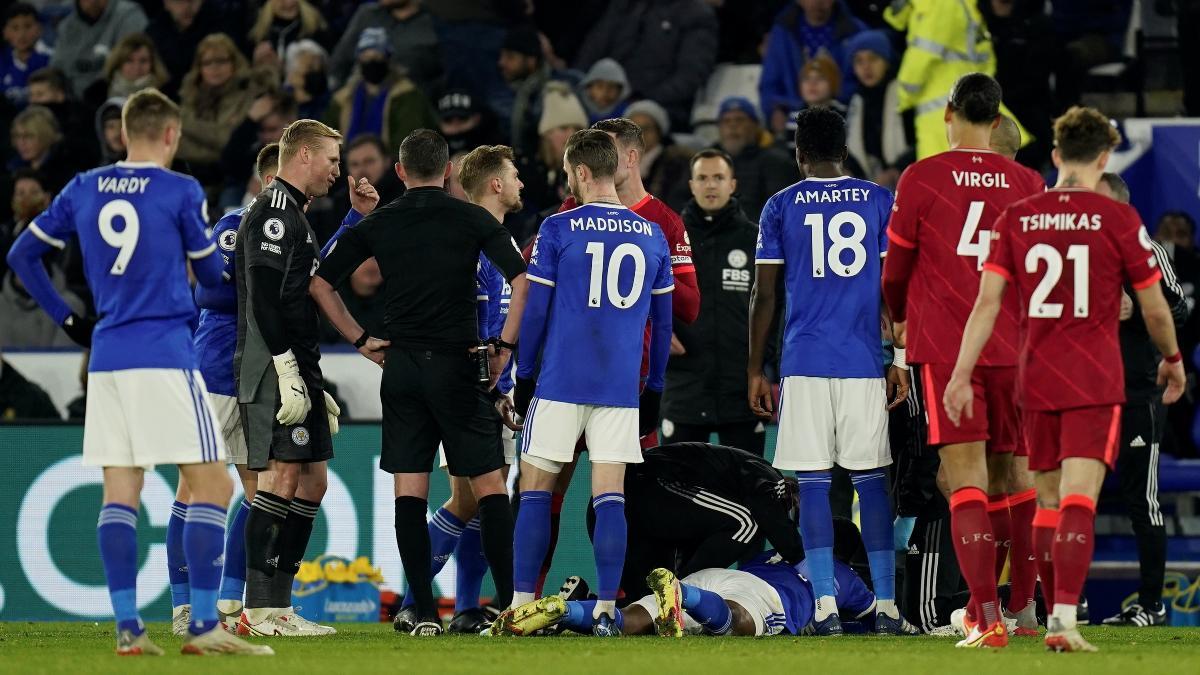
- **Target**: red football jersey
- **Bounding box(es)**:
[888,149,1045,365]
[558,194,699,323]
[984,188,1161,411]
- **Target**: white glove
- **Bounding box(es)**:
[273,350,311,425]
[324,390,341,435]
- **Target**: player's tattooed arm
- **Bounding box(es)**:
[748,263,780,418]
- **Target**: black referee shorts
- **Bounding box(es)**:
[380,347,504,478]
[241,370,334,471]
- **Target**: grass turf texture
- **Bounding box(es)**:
[2,623,1198,674]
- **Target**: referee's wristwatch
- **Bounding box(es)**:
[492,338,517,352]
[353,330,369,349]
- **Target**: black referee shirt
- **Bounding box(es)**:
[317,186,526,352]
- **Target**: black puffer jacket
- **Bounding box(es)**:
[662,198,760,425]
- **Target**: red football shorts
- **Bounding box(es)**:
[920,363,1018,452]
[1023,404,1122,472]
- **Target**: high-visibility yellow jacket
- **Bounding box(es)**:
[885,0,1029,158]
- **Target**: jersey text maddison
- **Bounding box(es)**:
[524,202,673,407]
[756,177,892,378]
[28,161,213,371]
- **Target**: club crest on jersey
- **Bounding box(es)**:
[727,249,748,268]
[218,230,237,251]
[291,426,310,446]
[264,218,285,241]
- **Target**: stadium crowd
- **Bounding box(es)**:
[1,0,1198,652]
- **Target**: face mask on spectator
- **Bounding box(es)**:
[360,59,389,85]
[303,70,328,97]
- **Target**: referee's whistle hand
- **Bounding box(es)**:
[358,337,390,367]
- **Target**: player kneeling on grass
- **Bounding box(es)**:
[493,551,912,638]
[5,88,271,656]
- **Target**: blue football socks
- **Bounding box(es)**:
[591,493,627,616]
[167,500,189,608]
[98,504,143,635]
[851,470,896,608]
[513,491,552,598]
[218,498,250,603]
[681,582,733,635]
[184,503,227,635]
[402,507,465,609]
[454,517,488,612]
[797,471,836,600]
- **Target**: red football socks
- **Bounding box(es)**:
[950,487,1001,627]
[1007,489,1038,612]
[1053,494,1097,607]
[1033,506,1059,608]
[987,493,1012,582]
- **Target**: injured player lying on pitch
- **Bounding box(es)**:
[489,552,919,637]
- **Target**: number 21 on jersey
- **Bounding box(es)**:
[98,199,140,275]
[1026,243,1089,318]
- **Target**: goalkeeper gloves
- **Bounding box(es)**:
[324,390,341,435]
[638,388,661,437]
[61,313,95,348]
[273,350,311,425]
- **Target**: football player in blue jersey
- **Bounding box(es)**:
[5,89,272,656]
[747,106,910,636]
[392,145,525,635]
[190,141,378,634]
[503,129,674,636]
[493,553,887,638]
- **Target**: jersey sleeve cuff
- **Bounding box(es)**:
[886,229,916,249]
[527,273,556,287]
[187,242,217,259]
[1132,269,1163,291]
[982,262,1013,283]
[755,258,785,265]
[28,222,66,250]
[651,284,675,295]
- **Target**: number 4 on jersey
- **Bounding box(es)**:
[956,201,989,271]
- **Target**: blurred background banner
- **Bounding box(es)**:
[1114,119,1200,228]
[0,423,604,621]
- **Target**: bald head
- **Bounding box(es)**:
[1097,172,1131,203]
[990,115,1021,159]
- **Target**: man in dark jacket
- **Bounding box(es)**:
[147,0,244,100]
[574,0,718,131]
[1098,173,1189,627]
[594,442,803,603]
[662,149,766,455]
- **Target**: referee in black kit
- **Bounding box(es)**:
[310,129,530,636]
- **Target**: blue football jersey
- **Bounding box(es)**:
[524,202,674,407]
[756,176,893,378]
[193,207,243,396]
[29,162,214,372]
[477,253,514,394]
[743,552,877,634]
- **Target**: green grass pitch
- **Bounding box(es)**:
[2,623,1199,675]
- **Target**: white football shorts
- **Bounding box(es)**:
[520,398,641,465]
[208,393,248,465]
[774,376,891,471]
[631,568,787,636]
[83,368,227,468]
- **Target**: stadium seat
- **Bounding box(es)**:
[687,63,763,146]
